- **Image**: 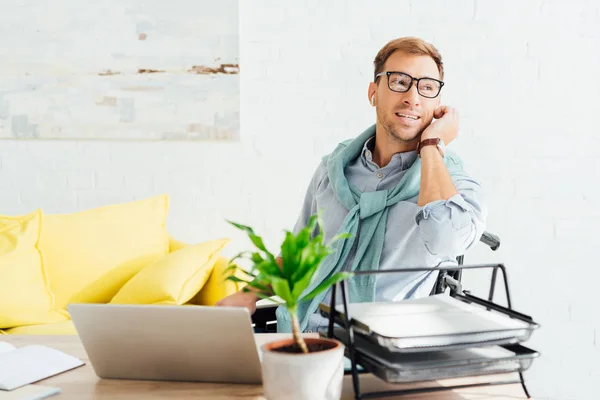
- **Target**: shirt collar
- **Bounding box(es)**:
[361,136,418,171]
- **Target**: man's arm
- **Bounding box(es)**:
[417,145,458,206]
[415,174,486,257]
[417,105,460,207]
[415,106,486,257]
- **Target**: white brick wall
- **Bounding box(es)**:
[1,1,599,399]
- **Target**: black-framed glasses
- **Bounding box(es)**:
[375,71,444,98]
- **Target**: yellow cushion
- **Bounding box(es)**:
[4,320,77,335]
[68,253,164,305]
[110,238,230,305]
[0,210,68,329]
[189,256,245,306]
[169,235,188,252]
[38,194,170,310]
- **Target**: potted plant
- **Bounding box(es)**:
[225,213,353,400]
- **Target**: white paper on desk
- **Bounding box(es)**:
[0,343,84,391]
[0,385,60,400]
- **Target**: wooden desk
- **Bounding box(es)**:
[1,335,528,399]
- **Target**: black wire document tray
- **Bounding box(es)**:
[327,327,539,384]
[320,263,541,399]
[319,293,539,353]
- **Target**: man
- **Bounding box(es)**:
[217,37,486,333]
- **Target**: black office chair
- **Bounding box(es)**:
[251,231,501,332]
[431,231,501,295]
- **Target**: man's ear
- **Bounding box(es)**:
[368,82,377,106]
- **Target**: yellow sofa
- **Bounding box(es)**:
[0,194,241,335]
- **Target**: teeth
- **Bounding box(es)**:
[397,113,418,120]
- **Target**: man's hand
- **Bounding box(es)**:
[421,106,459,145]
[215,289,259,315]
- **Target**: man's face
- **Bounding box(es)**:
[369,51,442,143]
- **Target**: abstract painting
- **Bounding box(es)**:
[0,0,239,141]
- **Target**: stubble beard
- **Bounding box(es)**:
[378,108,426,144]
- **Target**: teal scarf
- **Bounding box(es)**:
[276,124,466,332]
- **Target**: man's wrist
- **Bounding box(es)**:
[419,144,443,159]
[417,137,445,158]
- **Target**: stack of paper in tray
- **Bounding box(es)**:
[318,294,540,383]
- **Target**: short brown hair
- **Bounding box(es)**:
[373,37,444,81]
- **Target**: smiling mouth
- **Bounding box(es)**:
[395,112,420,121]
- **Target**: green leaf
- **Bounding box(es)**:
[330,232,352,243]
[225,260,248,271]
[225,263,259,282]
[295,230,310,251]
[225,275,252,285]
[224,264,237,274]
[252,260,282,278]
[227,220,275,261]
[253,292,284,305]
[316,209,325,228]
[227,220,256,235]
[251,252,264,264]
[306,213,319,232]
[241,287,273,298]
[291,263,320,299]
[295,216,317,250]
[292,256,318,284]
[299,240,317,263]
[292,243,322,282]
[249,272,274,293]
[300,272,354,302]
[271,276,295,306]
[280,231,297,278]
[229,267,257,280]
[231,276,271,294]
[251,235,277,262]
[230,250,252,259]
[249,234,268,253]
[227,252,251,267]
[248,281,271,293]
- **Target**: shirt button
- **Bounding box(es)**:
[365,150,371,158]
[377,173,383,178]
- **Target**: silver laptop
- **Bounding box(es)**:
[67,303,263,384]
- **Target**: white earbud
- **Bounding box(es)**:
[370,95,375,106]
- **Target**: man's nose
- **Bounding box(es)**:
[402,83,420,107]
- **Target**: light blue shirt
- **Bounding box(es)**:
[290,136,487,332]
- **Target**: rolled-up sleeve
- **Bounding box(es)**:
[415,175,487,258]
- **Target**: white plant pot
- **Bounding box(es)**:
[261,337,345,400]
